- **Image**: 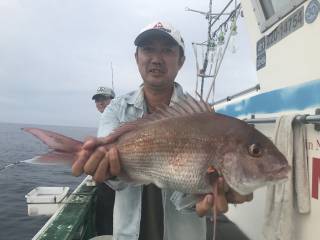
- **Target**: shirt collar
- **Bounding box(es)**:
[126,82,184,110]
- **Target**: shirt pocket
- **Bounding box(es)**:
[122,106,143,122]
[170,191,198,212]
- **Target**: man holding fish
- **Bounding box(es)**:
[71,21,259,240]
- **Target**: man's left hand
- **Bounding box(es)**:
[195,177,253,217]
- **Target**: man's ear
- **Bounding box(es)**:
[135,50,138,64]
[178,55,185,69]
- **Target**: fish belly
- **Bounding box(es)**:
[117,122,213,194]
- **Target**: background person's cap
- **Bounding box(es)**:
[92,87,115,100]
[134,21,185,51]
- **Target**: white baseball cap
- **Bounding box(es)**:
[92,86,115,100]
[134,21,185,52]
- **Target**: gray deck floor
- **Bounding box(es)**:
[207,215,250,240]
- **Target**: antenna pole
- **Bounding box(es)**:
[187,0,214,99]
[200,0,214,98]
[187,0,239,102]
[110,62,114,90]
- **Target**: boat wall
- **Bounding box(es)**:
[223,119,320,240]
[216,80,320,240]
[217,78,320,119]
[241,0,320,92]
[215,56,320,240]
[216,1,320,236]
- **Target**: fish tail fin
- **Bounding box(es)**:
[24,151,77,166]
[22,127,84,166]
[22,127,83,153]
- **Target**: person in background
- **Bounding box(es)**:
[92,86,115,113]
[92,86,116,236]
[74,22,252,240]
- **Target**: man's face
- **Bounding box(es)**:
[135,36,185,90]
[95,95,111,113]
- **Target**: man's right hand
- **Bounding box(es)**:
[72,138,121,182]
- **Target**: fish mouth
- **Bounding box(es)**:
[267,165,291,181]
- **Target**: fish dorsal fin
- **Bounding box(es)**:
[195,91,215,112]
[170,93,212,115]
[103,93,212,143]
[103,122,144,144]
[140,93,211,122]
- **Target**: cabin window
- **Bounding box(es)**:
[251,0,306,32]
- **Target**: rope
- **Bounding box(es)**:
[192,43,200,96]
[0,161,24,172]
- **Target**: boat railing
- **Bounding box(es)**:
[213,84,260,105]
[244,114,320,128]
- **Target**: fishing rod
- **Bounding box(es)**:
[0,161,25,172]
[110,62,114,91]
[0,157,52,172]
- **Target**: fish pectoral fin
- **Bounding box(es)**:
[153,179,165,189]
[207,165,216,174]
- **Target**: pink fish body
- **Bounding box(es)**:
[23,95,290,195]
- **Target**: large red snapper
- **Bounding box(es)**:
[23,94,290,195]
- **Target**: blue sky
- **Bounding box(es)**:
[0,0,257,127]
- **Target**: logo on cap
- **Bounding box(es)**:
[97,87,107,93]
[153,22,171,33]
[92,86,115,100]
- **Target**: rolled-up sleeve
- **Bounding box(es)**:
[97,99,121,137]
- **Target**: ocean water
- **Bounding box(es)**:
[0,122,96,240]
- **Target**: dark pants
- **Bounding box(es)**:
[95,183,115,235]
[207,214,250,240]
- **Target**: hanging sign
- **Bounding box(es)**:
[312,157,320,199]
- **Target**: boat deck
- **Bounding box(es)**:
[32,177,97,240]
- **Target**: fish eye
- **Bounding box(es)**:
[248,143,262,157]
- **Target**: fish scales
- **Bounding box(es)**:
[113,102,289,195]
[116,113,222,194]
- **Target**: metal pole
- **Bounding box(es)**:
[209,0,234,28]
[205,7,241,102]
[110,62,114,90]
[200,0,213,99]
[244,115,320,124]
